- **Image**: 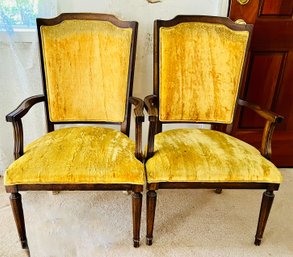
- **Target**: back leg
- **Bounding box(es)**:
[215,188,222,194]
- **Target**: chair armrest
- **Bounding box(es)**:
[129,97,145,123]
[6,95,45,160]
[129,97,145,161]
[144,95,159,160]
[238,98,284,159]
[144,95,158,121]
[238,99,283,123]
[6,95,45,122]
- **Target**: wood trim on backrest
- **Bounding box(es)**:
[154,15,253,126]
[37,13,138,136]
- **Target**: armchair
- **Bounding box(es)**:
[144,16,283,246]
[4,13,144,254]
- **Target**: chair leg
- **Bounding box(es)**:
[254,190,275,246]
[215,188,222,194]
[10,193,29,250]
[146,190,157,246]
[132,192,142,248]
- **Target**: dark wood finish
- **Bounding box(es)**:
[121,19,138,137]
[229,0,260,24]
[238,99,284,123]
[145,15,282,246]
[11,120,23,160]
[132,192,142,247]
[129,97,145,161]
[144,95,159,159]
[229,0,293,166]
[215,188,223,194]
[6,13,144,252]
[255,190,275,245]
[6,94,45,122]
[5,184,143,194]
[260,0,293,16]
[238,99,284,159]
[6,95,45,159]
[239,53,284,129]
[147,182,279,191]
[146,182,279,245]
[10,193,28,249]
[146,190,157,246]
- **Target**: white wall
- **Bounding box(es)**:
[0,41,47,174]
[0,0,228,174]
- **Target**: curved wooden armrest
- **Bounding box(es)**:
[238,99,283,123]
[129,96,145,123]
[6,95,45,160]
[6,95,45,122]
[238,99,284,159]
[144,95,158,121]
[129,97,144,161]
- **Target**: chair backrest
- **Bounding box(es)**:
[37,13,137,135]
[154,16,252,124]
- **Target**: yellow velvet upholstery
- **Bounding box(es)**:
[5,127,144,185]
[145,129,282,183]
[159,22,249,123]
[40,20,132,122]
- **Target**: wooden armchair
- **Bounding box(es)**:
[144,16,283,246]
[4,13,144,253]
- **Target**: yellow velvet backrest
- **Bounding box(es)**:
[40,20,132,122]
[159,22,249,123]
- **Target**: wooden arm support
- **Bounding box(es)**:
[6,95,45,160]
[129,97,145,161]
[144,95,159,160]
[144,95,158,122]
[238,99,283,123]
[238,99,284,159]
[129,97,144,123]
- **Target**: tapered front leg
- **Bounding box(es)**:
[146,190,157,245]
[10,193,28,250]
[132,192,142,248]
[255,190,275,245]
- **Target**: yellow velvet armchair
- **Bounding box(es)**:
[144,16,283,246]
[4,13,144,252]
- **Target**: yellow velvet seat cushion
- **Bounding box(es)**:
[5,127,144,186]
[145,129,282,183]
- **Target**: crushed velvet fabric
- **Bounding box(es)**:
[5,127,144,185]
[41,20,132,122]
[145,129,282,183]
[159,22,249,123]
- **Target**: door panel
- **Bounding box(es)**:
[240,52,285,129]
[229,0,260,23]
[260,0,293,16]
[229,0,293,166]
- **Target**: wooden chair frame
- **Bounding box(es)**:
[5,13,144,253]
[144,15,284,246]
